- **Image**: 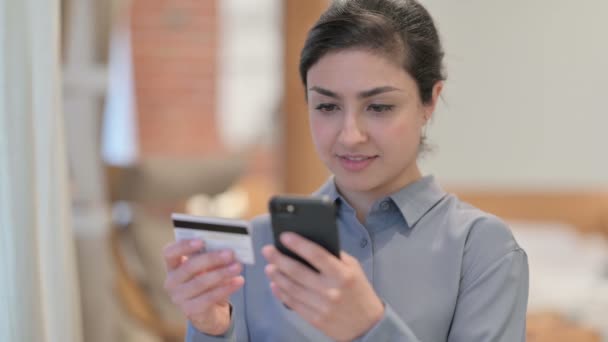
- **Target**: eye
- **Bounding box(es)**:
[367,104,394,113]
[314,103,340,113]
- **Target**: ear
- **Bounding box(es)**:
[422,81,444,123]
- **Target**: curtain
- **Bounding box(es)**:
[0,0,83,340]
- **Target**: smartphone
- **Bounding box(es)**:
[269,195,340,271]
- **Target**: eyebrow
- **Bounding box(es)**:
[308,86,401,99]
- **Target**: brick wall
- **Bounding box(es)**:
[130,0,222,157]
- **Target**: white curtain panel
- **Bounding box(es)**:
[0,0,83,341]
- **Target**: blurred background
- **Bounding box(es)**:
[1,0,607,341]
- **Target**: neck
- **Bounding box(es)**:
[337,165,422,224]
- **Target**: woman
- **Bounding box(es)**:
[163,0,529,341]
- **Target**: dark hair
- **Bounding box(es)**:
[299,0,446,105]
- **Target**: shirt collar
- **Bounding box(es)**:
[389,175,447,228]
[313,175,341,203]
[313,175,447,228]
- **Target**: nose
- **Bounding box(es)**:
[338,111,367,146]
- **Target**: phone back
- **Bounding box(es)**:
[269,195,340,270]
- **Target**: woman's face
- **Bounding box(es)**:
[306,49,441,198]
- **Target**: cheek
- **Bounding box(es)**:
[309,116,334,148]
[375,119,421,151]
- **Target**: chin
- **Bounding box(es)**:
[334,172,381,194]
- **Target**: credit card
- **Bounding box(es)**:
[171,213,255,265]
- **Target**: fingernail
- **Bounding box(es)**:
[264,264,274,275]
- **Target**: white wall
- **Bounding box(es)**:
[419,0,608,188]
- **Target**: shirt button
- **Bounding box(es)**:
[380,201,390,211]
[360,238,368,248]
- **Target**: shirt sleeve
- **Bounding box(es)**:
[356,301,422,342]
[186,317,236,342]
[447,248,529,342]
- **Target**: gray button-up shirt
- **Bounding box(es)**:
[187,175,529,341]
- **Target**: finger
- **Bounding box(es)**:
[340,251,358,266]
[163,239,204,271]
[181,276,244,317]
[262,245,325,291]
[173,262,243,303]
[265,264,331,312]
[279,232,342,275]
[169,249,235,287]
[270,282,325,328]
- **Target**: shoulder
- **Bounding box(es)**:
[441,194,520,247]
[437,194,527,288]
[443,197,529,298]
[438,194,524,266]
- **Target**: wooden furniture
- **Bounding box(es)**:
[106,158,246,341]
[110,224,185,342]
[107,160,275,341]
[527,312,602,342]
[453,190,608,236]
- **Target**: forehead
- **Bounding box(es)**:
[306,49,414,92]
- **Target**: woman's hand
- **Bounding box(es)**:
[262,232,384,342]
[162,239,244,335]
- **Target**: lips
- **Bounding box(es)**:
[336,154,378,172]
